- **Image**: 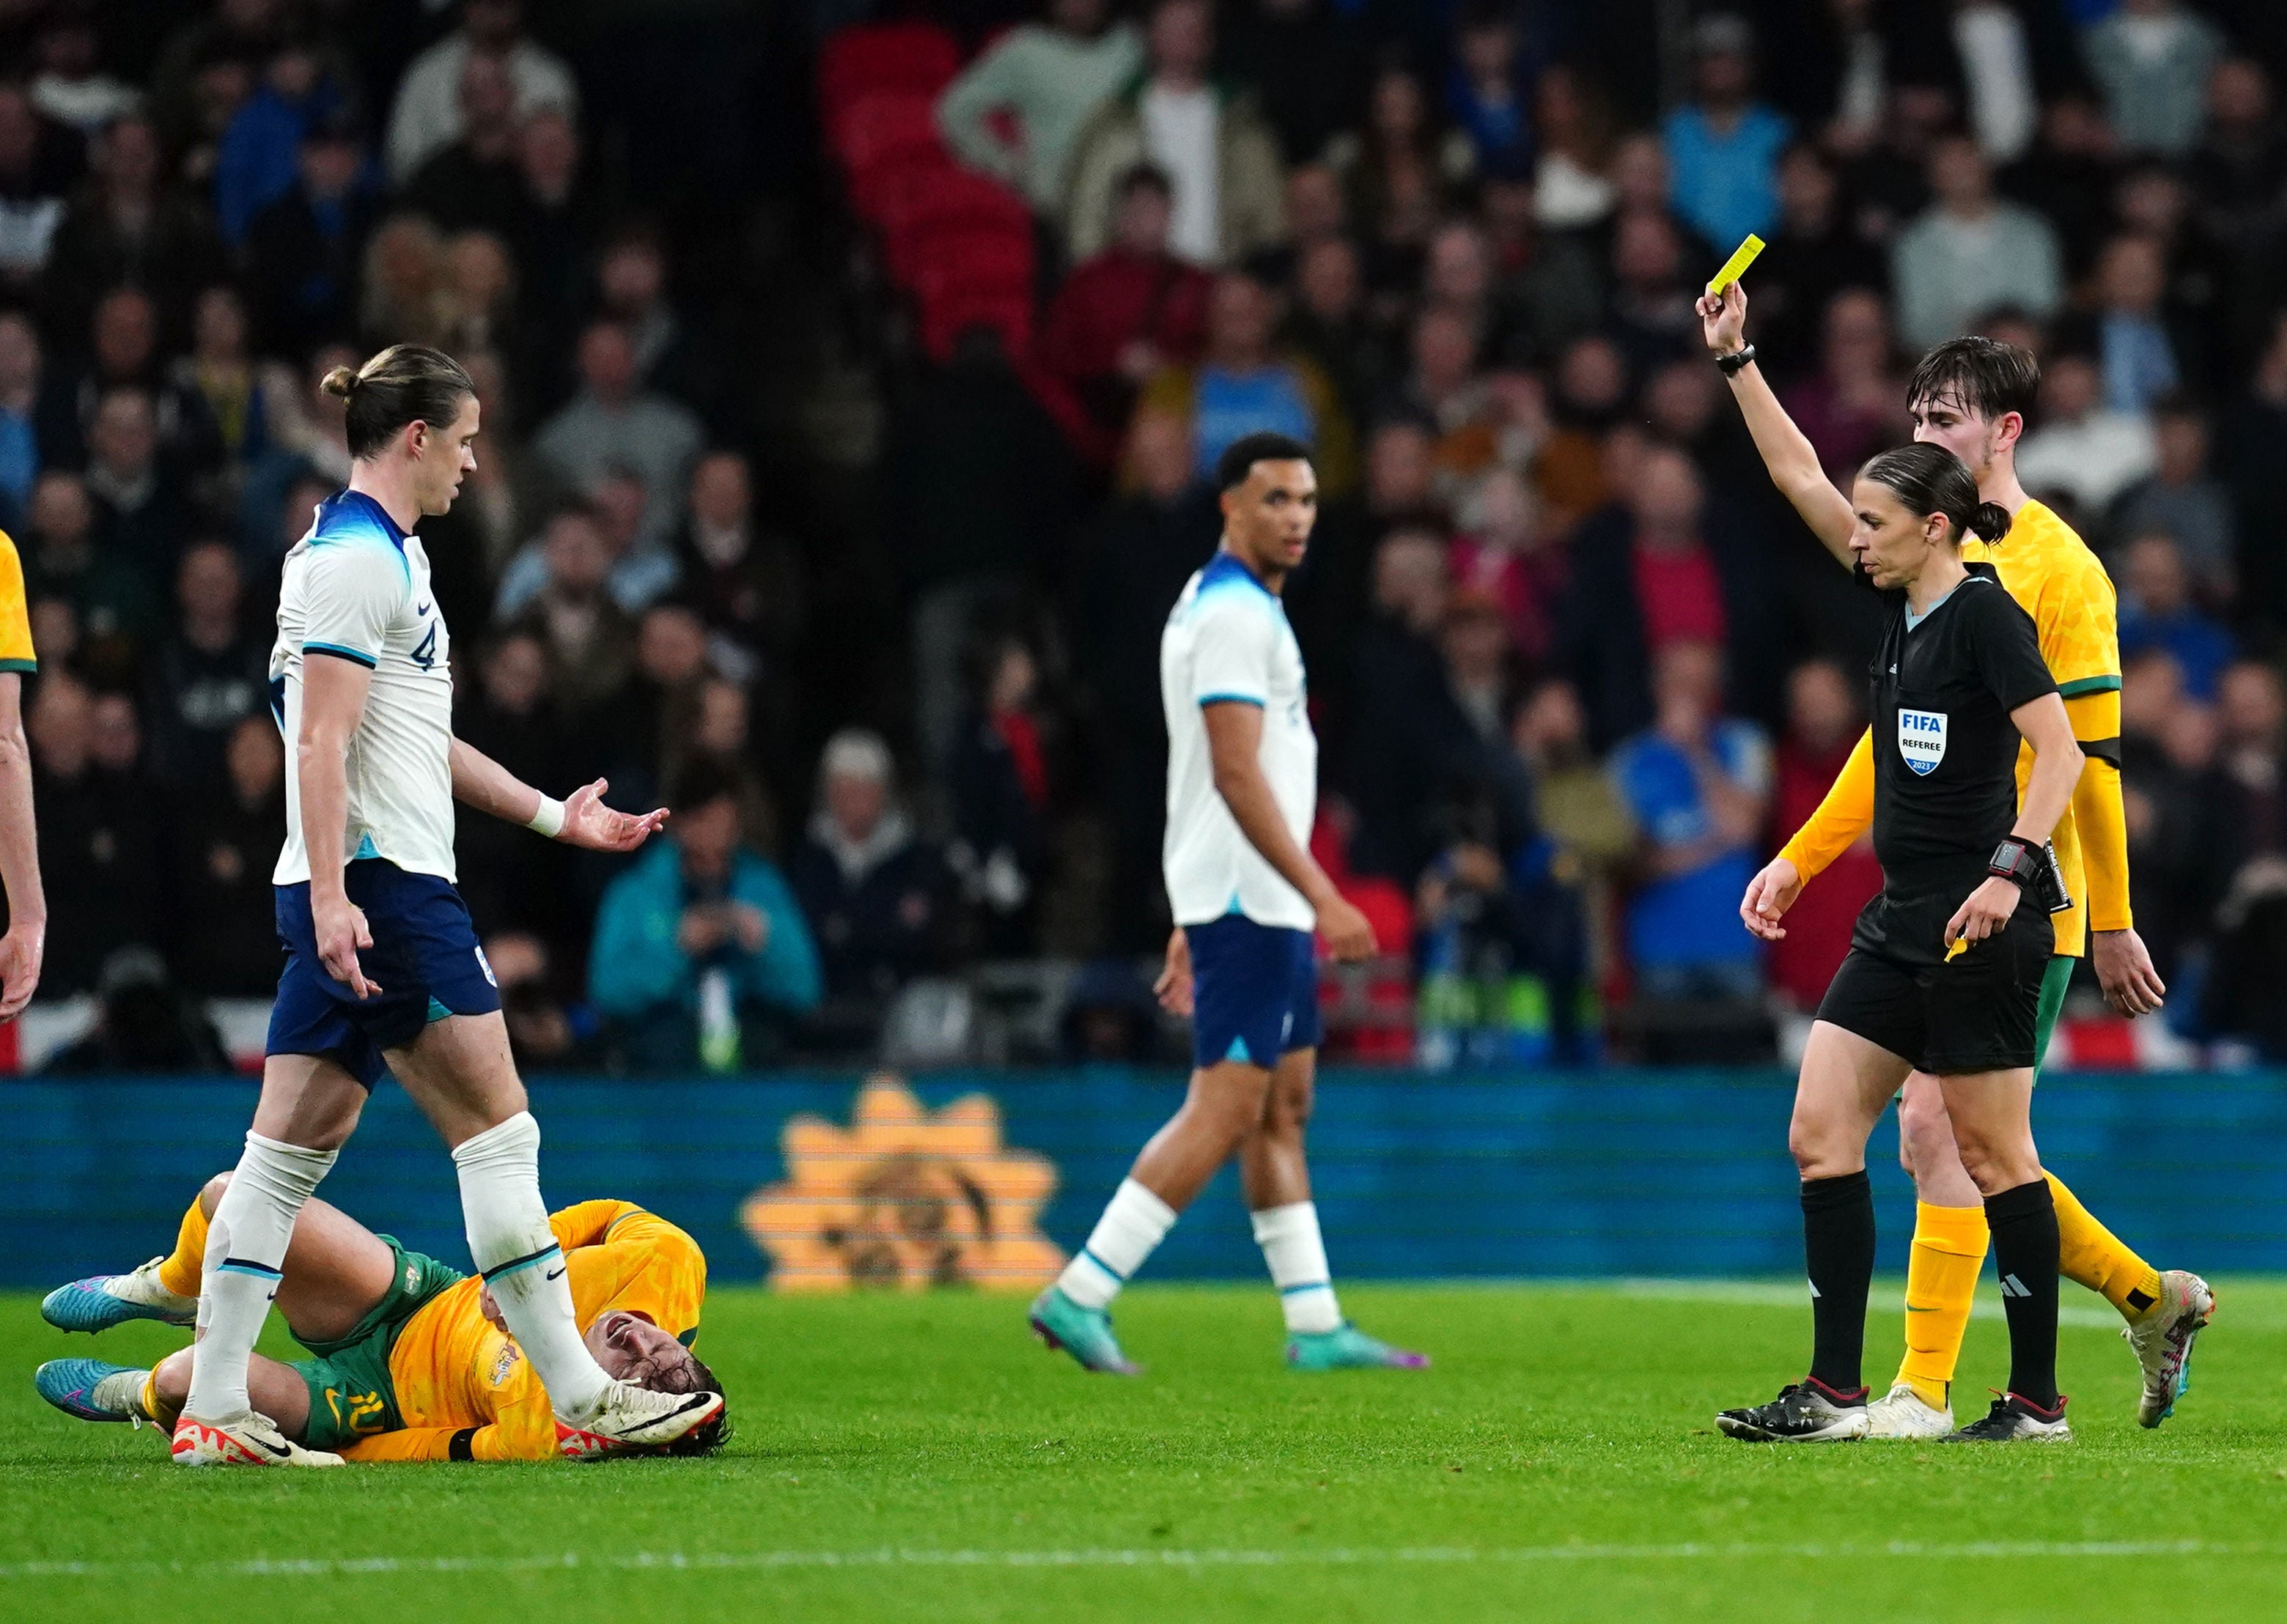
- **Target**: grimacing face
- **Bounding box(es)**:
[585,1309,704,1392]
[414,392,482,516]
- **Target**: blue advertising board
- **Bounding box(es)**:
[0,1068,2280,1290]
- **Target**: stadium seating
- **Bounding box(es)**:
[817,21,960,125]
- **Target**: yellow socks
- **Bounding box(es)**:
[1896,1201,1989,1410]
[2048,1173,2165,1320]
[139,1370,183,1429]
[155,1195,210,1301]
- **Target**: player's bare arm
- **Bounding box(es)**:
[446,739,669,853]
[1698,282,1855,560]
[1945,693,2082,948]
[1201,699,1372,960]
[298,649,380,1000]
[0,669,44,1019]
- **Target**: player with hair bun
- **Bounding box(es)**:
[1701,284,2213,1439]
[1710,427,2085,1444]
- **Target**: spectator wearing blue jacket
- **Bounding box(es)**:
[1607,640,1772,1000]
[213,41,355,248]
[1660,12,1791,254]
[589,759,820,1070]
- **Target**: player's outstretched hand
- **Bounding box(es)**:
[1739,856,1802,941]
[559,779,669,852]
[314,894,380,999]
[0,923,43,1022]
[1698,281,1747,355]
[1154,928,1193,1017]
[1945,876,2020,949]
[1317,894,1377,962]
[2092,926,2167,1016]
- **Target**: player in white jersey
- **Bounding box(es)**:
[1030,432,1427,1375]
[168,345,721,1466]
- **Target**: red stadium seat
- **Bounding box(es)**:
[818,22,961,123]
[913,227,1034,306]
[831,92,940,177]
[875,168,1032,278]
[873,166,1031,243]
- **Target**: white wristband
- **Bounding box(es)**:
[526,796,567,838]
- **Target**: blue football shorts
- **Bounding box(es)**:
[269,857,502,1089]
[1185,914,1322,1071]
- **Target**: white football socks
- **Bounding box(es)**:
[184,1132,337,1423]
[1057,1178,1177,1310]
[452,1111,611,1420]
[1253,1201,1342,1335]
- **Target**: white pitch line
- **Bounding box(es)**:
[7,1541,2287,1582]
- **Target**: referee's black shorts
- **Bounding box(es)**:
[1815,878,2054,1076]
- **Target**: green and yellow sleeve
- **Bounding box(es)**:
[0,533,36,673]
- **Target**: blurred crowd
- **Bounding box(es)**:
[4,0,2287,1071]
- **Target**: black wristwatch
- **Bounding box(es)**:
[1715,344,1757,377]
[1989,837,2074,913]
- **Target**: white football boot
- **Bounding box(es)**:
[2124,1270,2215,1428]
[553,1382,725,1461]
[172,1411,345,1467]
[1864,1381,1955,1439]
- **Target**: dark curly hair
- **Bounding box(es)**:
[644,1351,732,1458]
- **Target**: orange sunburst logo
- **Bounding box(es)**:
[740,1074,1065,1292]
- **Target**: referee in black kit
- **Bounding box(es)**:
[1715,441,2086,1444]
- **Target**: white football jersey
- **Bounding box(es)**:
[270,490,458,885]
[1160,549,1318,931]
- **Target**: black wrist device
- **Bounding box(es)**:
[1990,837,2074,913]
[1716,344,1757,377]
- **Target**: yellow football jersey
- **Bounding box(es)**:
[0,531,37,674]
[346,1201,708,1462]
[1962,500,2120,959]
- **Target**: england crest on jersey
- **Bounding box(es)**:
[1898,708,1947,775]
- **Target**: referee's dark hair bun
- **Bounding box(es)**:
[1857,443,2003,549]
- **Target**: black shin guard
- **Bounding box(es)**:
[1985,1178,2062,1410]
[1802,1170,1876,1397]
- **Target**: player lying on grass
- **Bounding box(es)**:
[35,1176,725,1462]
[1701,285,2211,1436]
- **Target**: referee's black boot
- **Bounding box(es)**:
[1715,1377,1871,1442]
[1940,1391,2072,1443]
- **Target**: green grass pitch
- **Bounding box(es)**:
[6,1280,2287,1623]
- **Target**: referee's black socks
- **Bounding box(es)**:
[1985,1178,2062,1410]
[1802,1170,1876,1398]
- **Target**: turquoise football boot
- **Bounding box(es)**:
[36,1359,154,1423]
[1286,1322,1430,1371]
[1028,1285,1143,1375]
[42,1258,196,1333]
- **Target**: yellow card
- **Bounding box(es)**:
[1706,233,1766,296]
[1945,935,1969,962]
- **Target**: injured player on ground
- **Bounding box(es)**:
[37,1178,726,1462]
